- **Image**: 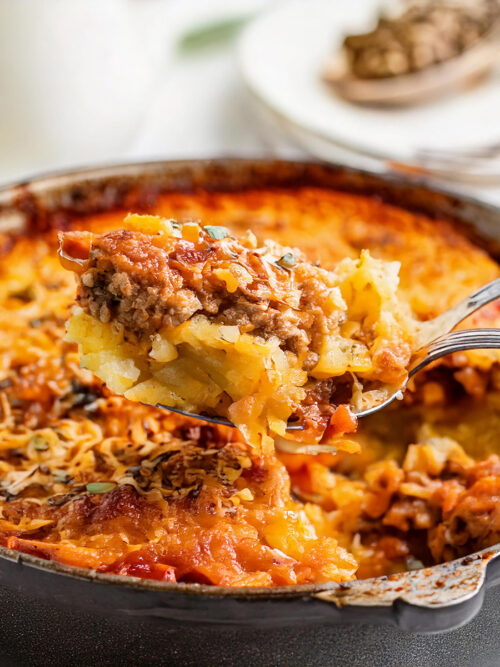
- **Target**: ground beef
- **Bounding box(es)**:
[61,227,342,354]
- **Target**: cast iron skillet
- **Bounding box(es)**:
[1,159,500,667]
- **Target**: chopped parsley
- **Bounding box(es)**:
[277,253,297,269]
[86,482,116,494]
[204,225,229,240]
[31,434,49,451]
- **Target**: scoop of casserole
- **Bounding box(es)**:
[60,214,418,453]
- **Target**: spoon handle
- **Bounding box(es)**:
[415,277,500,347]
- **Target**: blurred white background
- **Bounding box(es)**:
[0,0,276,183]
[0,0,498,206]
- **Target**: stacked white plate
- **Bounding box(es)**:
[238,0,500,183]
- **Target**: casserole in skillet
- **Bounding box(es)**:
[1,160,500,587]
[1,160,500,666]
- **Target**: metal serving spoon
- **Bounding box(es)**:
[156,277,500,427]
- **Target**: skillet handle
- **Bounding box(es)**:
[313,547,500,634]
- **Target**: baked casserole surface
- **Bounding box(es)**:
[1,186,500,585]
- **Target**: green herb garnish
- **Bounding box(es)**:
[277,253,297,269]
[204,225,230,240]
[53,469,71,484]
[86,482,116,494]
[177,16,250,54]
[169,220,182,238]
[31,434,49,451]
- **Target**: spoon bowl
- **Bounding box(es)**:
[153,277,500,428]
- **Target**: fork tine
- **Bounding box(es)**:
[410,328,500,377]
[431,328,500,349]
[356,328,500,418]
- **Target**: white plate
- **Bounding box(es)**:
[238,0,500,172]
